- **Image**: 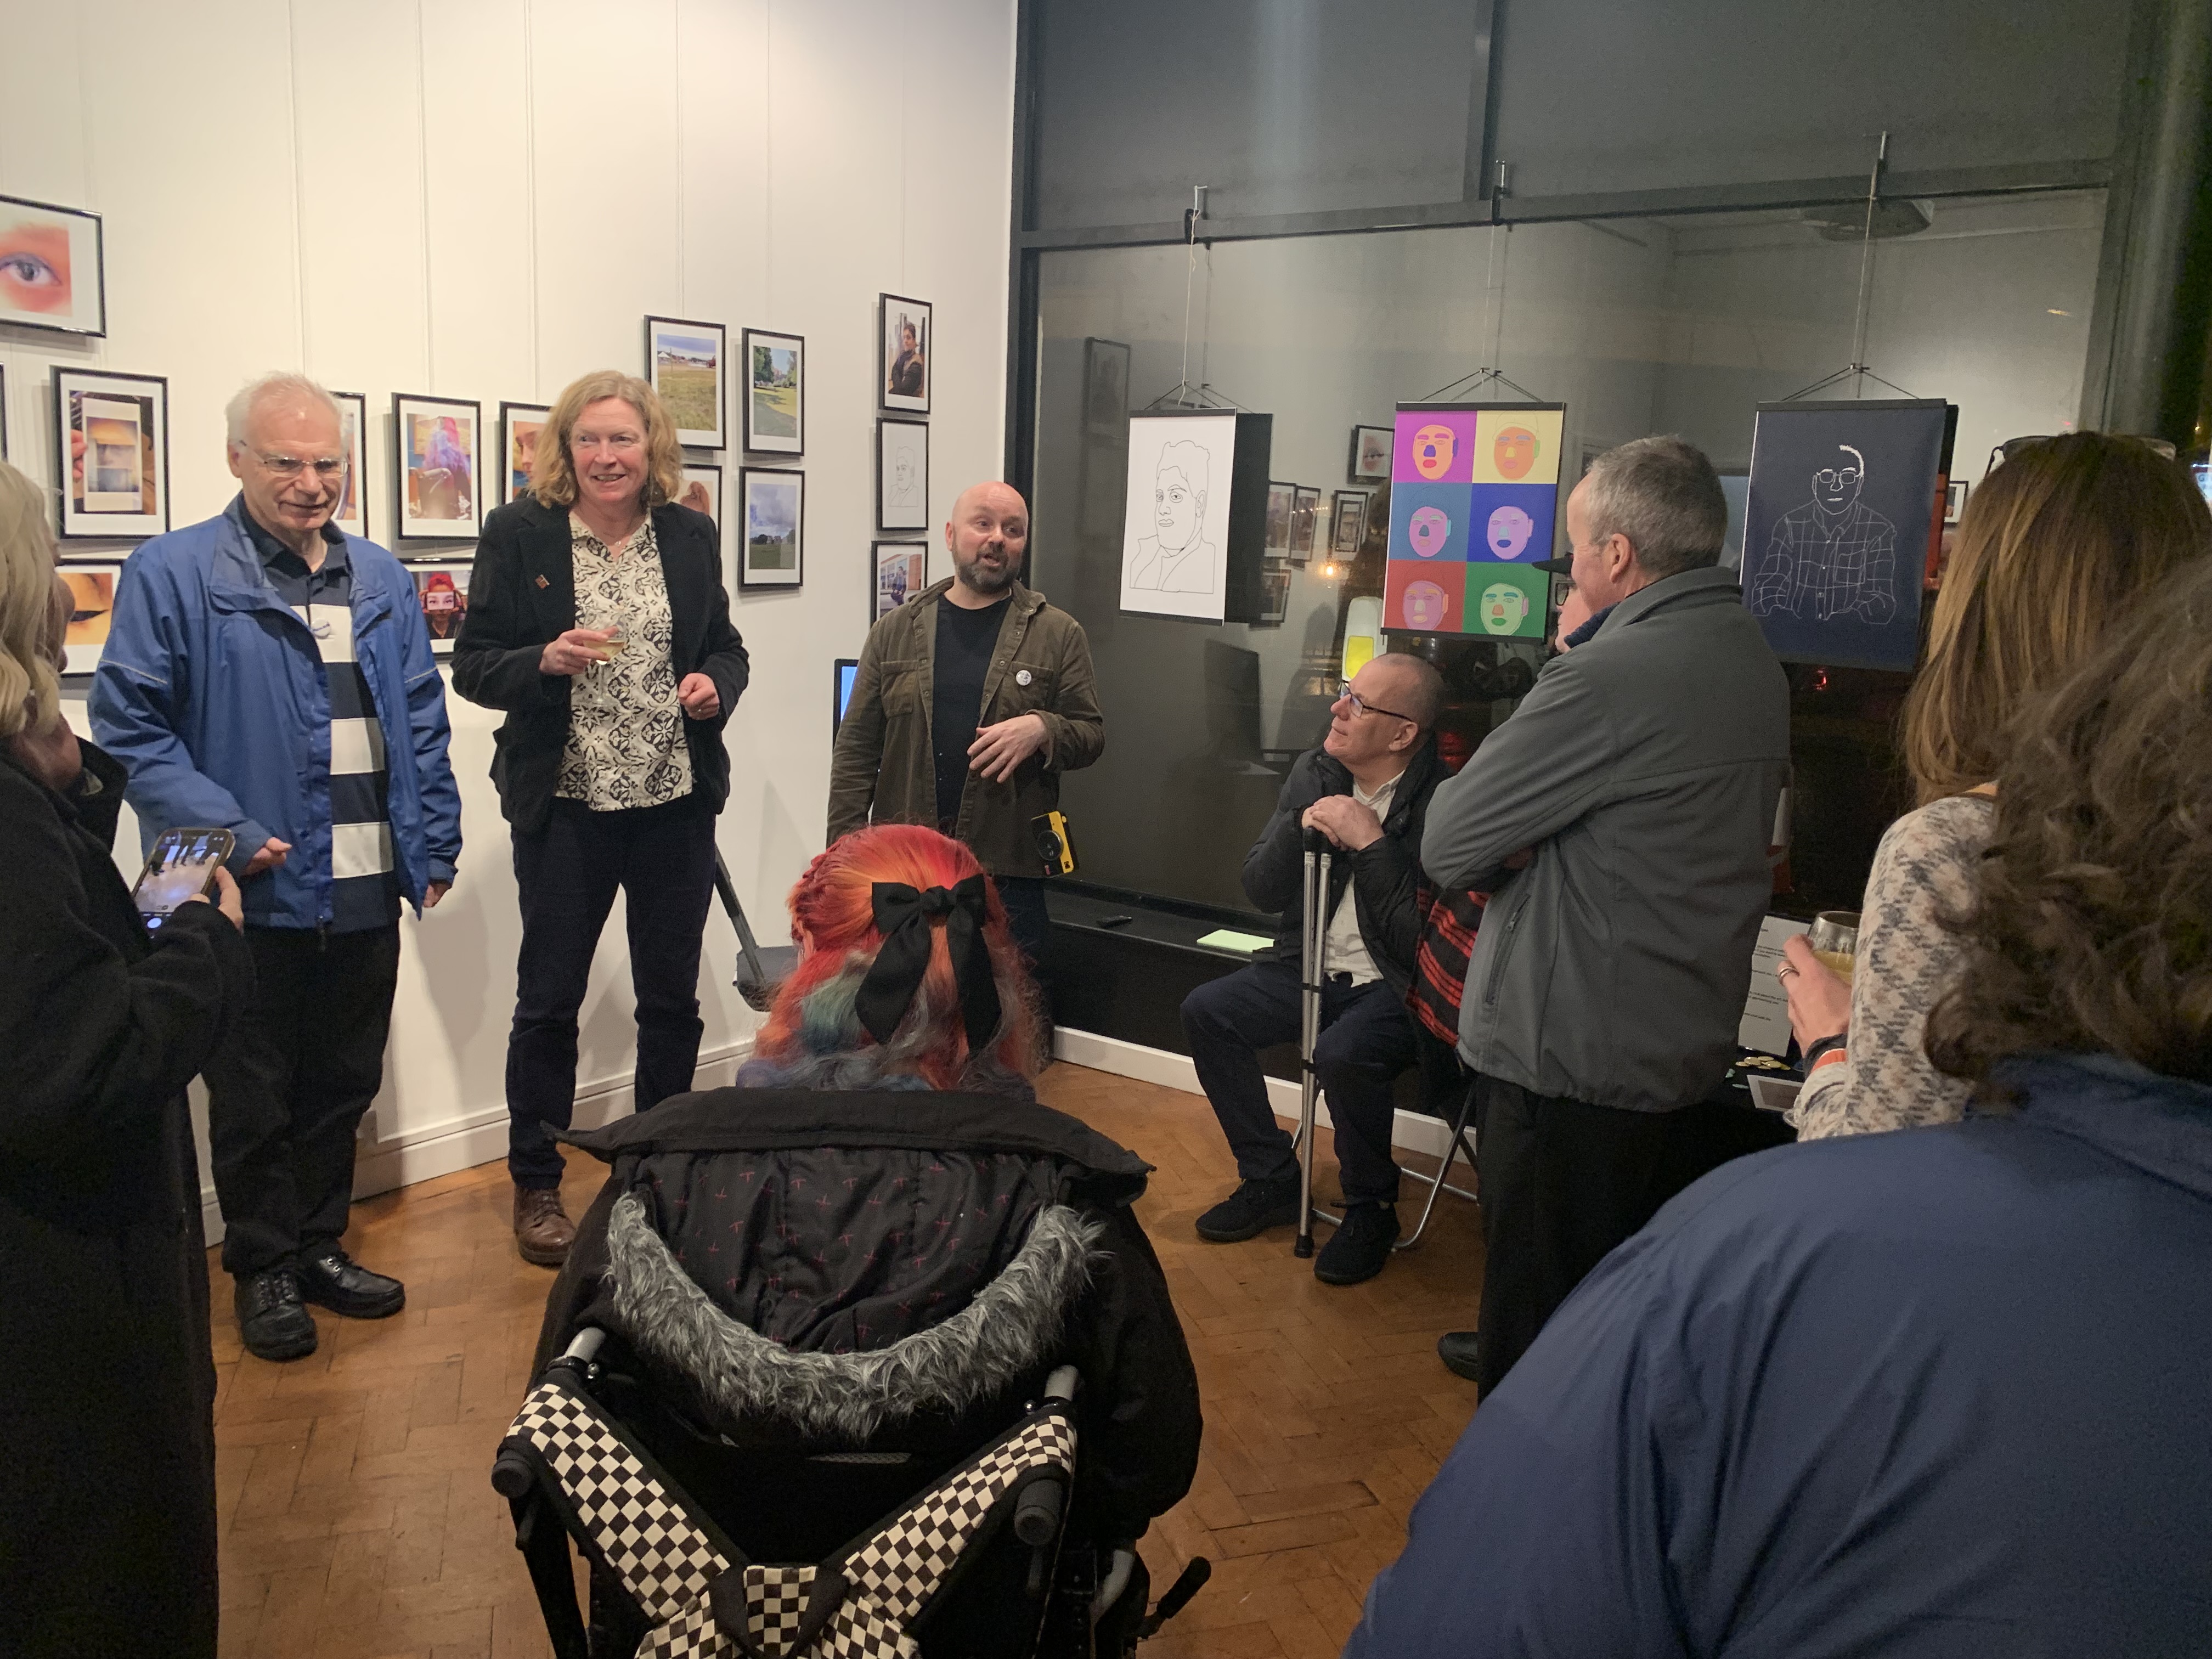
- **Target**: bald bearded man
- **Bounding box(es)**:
[827,481,1104,997]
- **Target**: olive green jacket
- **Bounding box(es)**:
[827,578,1104,876]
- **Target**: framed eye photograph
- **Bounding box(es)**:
[876,416,930,532]
[328,390,370,541]
[58,564,122,673]
[53,367,169,540]
[879,292,931,414]
[0,193,105,336]
[1350,424,1392,483]
[645,314,726,449]
[500,400,551,505]
[741,328,804,455]
[739,466,804,589]
[392,393,482,540]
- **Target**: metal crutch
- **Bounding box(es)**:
[1293,829,1338,1259]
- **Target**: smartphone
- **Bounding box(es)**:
[133,828,236,929]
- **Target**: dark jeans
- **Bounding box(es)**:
[507,797,718,1188]
[995,874,1052,1008]
[1181,957,1418,1206]
[205,924,401,1278]
[1471,1076,1793,1396]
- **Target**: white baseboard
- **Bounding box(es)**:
[198,1039,754,1246]
[1051,1026,1463,1160]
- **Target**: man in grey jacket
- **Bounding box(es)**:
[1421,436,1790,1395]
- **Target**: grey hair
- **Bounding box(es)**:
[1374,652,1446,730]
[224,372,342,446]
[1581,435,1728,580]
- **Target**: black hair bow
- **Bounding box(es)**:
[854,876,1002,1052]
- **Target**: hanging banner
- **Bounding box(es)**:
[1383,401,1566,637]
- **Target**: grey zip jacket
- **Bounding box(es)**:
[1421,566,1790,1111]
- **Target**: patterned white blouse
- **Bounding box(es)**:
[1789,792,1995,1140]
[556,512,695,811]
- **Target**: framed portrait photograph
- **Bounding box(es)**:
[879,292,931,414]
[0,193,105,336]
[1290,486,1322,563]
[1350,424,1392,483]
[410,563,471,657]
[327,390,370,541]
[1264,480,1295,555]
[1084,336,1130,435]
[741,328,804,455]
[645,315,726,448]
[500,400,551,505]
[53,367,169,540]
[58,564,121,673]
[392,393,482,540]
[739,466,804,589]
[1331,489,1369,555]
[679,461,722,528]
[876,416,930,532]
[872,540,929,622]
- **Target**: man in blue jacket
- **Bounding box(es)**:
[93,373,462,1363]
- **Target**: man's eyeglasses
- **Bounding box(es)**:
[1336,680,1414,723]
[251,453,346,480]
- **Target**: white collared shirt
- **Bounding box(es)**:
[1322,771,1401,984]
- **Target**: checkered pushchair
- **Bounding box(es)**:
[492,1087,1209,1658]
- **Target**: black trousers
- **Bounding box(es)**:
[205,924,401,1278]
[1181,957,1418,1206]
[994,874,1052,1007]
[507,797,718,1188]
[1471,1076,1795,1396]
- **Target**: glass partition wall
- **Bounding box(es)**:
[1029,190,2106,916]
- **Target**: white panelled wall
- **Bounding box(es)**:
[0,0,1017,1235]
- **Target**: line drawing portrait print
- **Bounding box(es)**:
[887,442,922,509]
[1127,439,1220,593]
[1748,443,1898,624]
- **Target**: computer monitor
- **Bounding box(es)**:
[833,657,859,737]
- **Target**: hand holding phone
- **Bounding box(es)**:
[133,828,238,930]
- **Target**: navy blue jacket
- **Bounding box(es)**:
[90,498,462,928]
[1347,1054,2212,1658]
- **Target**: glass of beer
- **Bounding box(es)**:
[1807,910,1860,983]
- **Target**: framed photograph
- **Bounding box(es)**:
[1264,481,1294,555]
[1084,336,1130,435]
[645,315,726,448]
[679,462,722,529]
[500,400,551,506]
[876,416,930,532]
[1350,424,1391,483]
[410,563,471,657]
[0,362,9,459]
[1290,486,1322,563]
[739,466,804,589]
[392,394,481,539]
[0,193,105,336]
[59,565,121,673]
[879,292,931,414]
[1945,478,1968,523]
[327,390,370,541]
[53,368,168,540]
[872,540,929,622]
[741,328,804,455]
[1331,489,1368,556]
[1256,560,1290,627]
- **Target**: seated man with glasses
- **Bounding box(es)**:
[1181,653,1448,1286]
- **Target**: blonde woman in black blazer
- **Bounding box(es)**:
[454,370,747,1267]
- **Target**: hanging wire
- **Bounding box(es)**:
[1782,131,1919,403]
[1419,225,1549,402]
[1144,183,1250,411]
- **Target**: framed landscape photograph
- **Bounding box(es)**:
[1331,489,1369,555]
[500,400,551,505]
[876,416,930,532]
[410,564,471,656]
[53,367,168,540]
[1350,424,1391,483]
[879,292,931,414]
[328,391,369,541]
[392,393,481,540]
[0,193,105,336]
[680,461,722,527]
[645,315,726,448]
[741,328,804,455]
[59,565,121,673]
[1290,486,1322,563]
[873,540,928,622]
[739,466,804,589]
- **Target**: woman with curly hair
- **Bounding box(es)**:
[1779,431,2210,1138]
[1346,556,2212,1658]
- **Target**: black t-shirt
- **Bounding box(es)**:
[932,596,1011,828]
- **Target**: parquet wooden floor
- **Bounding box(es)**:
[207,1064,1486,1658]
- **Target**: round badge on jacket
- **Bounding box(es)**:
[1016,669,1032,686]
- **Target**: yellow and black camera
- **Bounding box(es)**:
[1030,810,1078,876]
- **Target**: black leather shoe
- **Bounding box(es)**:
[297,1247,405,1319]
[235,1268,318,1362]
[1195,1174,1302,1243]
[1313,1202,1400,1285]
[1437,1329,1482,1382]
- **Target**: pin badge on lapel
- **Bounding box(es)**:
[535,575,550,589]
[1016,669,1032,686]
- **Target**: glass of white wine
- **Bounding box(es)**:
[596,620,631,662]
[1807,910,1860,983]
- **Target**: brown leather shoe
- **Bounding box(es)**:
[514,1186,575,1267]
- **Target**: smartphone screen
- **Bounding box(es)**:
[134,828,235,928]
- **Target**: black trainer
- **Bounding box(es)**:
[296,1247,406,1320]
[1194,1174,1303,1243]
[1313,1202,1400,1285]
[1436,1329,1482,1382]
[235,1268,318,1362]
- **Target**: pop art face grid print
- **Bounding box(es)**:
[1383,403,1565,637]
